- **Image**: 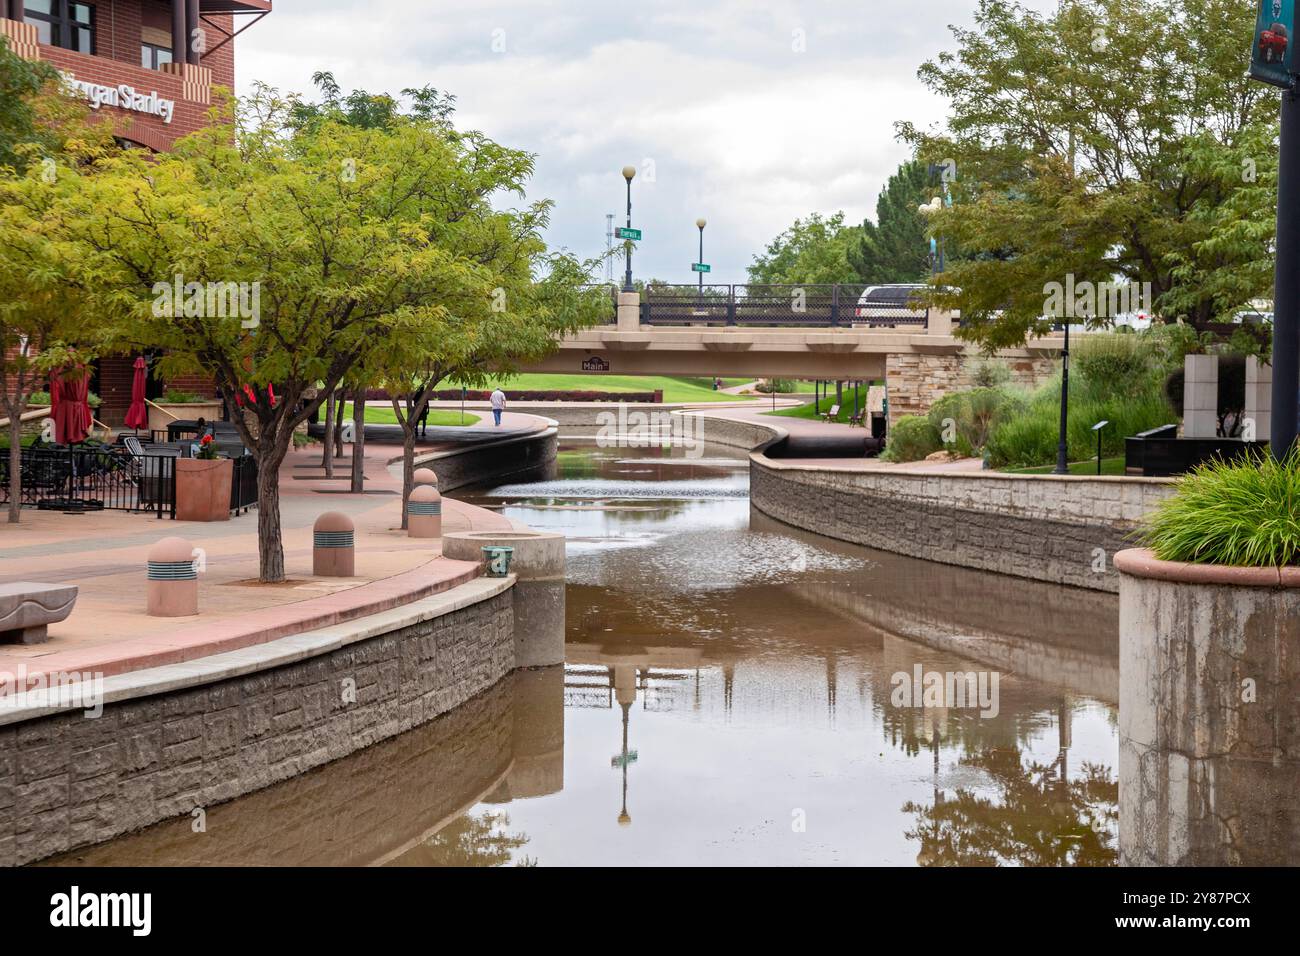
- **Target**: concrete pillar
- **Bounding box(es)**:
[926,308,955,336]
[407,485,442,539]
[1182,354,1219,438]
[171,0,185,61]
[185,0,200,64]
[10,1,25,22]
[313,511,355,577]
[442,530,566,667]
[1245,355,1272,443]
[147,536,198,617]
[616,291,640,331]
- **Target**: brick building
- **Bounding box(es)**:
[1,0,270,424]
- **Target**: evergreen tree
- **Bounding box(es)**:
[850,159,931,283]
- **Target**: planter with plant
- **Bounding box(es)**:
[1115,450,1299,866]
[146,389,224,434]
[175,434,232,522]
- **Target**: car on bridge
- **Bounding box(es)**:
[853,284,932,327]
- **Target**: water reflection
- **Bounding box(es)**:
[62,440,1124,866]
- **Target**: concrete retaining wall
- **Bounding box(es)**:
[414,424,558,492]
[1117,550,1300,866]
[0,582,515,867]
[750,457,1176,592]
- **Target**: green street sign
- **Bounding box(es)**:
[692,263,711,273]
[615,227,642,240]
[1251,0,1296,88]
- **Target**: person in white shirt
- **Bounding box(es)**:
[490,387,506,426]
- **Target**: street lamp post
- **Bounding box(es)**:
[696,217,707,291]
[1271,88,1300,460]
[1054,319,1072,474]
[622,165,636,293]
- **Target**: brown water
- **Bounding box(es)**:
[53,441,1121,866]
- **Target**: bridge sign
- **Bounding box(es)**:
[582,356,610,372]
[692,263,711,273]
[615,227,642,240]
[1251,0,1296,88]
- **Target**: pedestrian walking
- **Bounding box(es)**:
[490,387,506,427]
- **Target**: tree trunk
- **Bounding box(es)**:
[7,415,23,524]
[255,433,291,583]
[350,385,367,493]
[334,398,345,459]
[401,414,416,530]
[321,391,335,478]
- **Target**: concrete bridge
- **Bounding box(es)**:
[525,285,1067,423]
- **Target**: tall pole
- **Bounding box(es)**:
[696,218,707,291]
[1272,86,1300,461]
[622,166,635,293]
[1054,320,1071,474]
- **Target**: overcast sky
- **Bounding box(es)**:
[237,1,1054,285]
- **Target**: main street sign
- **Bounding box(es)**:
[581,356,610,372]
[692,263,711,273]
[615,227,642,240]
[1251,0,1296,88]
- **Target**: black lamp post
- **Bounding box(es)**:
[696,217,707,291]
[1054,320,1071,474]
[1271,87,1300,461]
[622,165,636,293]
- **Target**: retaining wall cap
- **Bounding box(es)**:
[409,485,441,502]
[1114,547,1293,588]
[148,536,195,563]
[314,511,354,533]
[413,468,438,486]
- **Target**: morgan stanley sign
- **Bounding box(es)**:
[61,72,176,124]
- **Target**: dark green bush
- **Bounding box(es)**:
[882,415,943,462]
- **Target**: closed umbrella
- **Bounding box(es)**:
[68,372,92,444]
[124,357,148,431]
[50,374,68,445]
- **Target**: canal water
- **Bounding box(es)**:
[52,440,1121,866]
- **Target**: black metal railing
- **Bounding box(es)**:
[642,283,930,328]
[2,444,177,518]
[2,445,260,518]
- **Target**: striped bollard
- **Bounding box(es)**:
[313,512,355,577]
[407,485,442,539]
[146,536,199,617]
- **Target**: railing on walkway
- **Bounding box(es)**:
[2,444,177,518]
[641,283,930,328]
[2,445,260,518]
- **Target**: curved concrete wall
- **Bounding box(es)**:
[413,423,558,492]
[750,456,1176,592]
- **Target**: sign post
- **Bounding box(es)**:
[615,227,642,241]
[1252,0,1300,459]
[691,263,711,273]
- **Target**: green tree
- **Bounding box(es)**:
[747,211,863,284]
[849,159,931,283]
[898,0,1279,350]
[0,44,115,522]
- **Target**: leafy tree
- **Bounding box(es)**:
[849,159,931,283]
[898,0,1279,350]
[746,212,863,284]
[0,45,115,522]
[287,70,456,133]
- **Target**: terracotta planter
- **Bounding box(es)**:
[175,457,232,522]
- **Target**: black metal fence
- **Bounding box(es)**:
[641,284,930,328]
[1,445,259,518]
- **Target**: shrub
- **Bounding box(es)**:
[1072,333,1152,394]
[882,415,943,462]
[756,378,798,394]
[1141,450,1300,566]
[968,359,1011,389]
[27,391,50,406]
[163,389,208,404]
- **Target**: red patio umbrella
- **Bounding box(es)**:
[124,357,148,431]
[51,369,92,445]
[50,375,68,444]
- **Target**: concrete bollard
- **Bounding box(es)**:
[413,467,438,490]
[407,485,442,539]
[147,536,199,617]
[313,511,355,577]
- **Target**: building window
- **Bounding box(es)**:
[24,1,95,55]
[141,43,173,70]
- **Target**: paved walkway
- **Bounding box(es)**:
[0,435,512,688]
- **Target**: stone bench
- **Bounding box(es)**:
[0,582,78,644]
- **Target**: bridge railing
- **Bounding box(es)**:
[641,284,929,328]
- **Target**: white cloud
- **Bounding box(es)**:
[236,0,1055,284]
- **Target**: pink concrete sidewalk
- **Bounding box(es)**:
[0,437,512,689]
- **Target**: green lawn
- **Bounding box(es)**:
[444,374,756,403]
[340,403,478,427]
[1002,456,1127,476]
[762,398,866,425]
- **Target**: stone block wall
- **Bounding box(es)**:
[885,350,1057,426]
[0,590,514,867]
[750,459,1176,592]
